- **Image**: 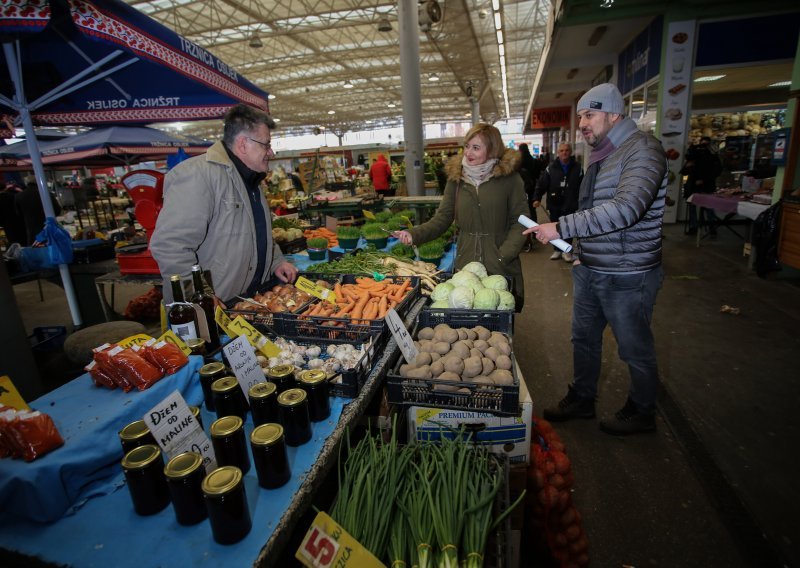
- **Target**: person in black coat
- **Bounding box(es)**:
[518,143,543,251]
[15,175,61,246]
[682,136,722,236]
[0,181,27,245]
[532,143,583,261]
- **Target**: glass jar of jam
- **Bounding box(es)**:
[189,405,203,431]
[164,451,207,526]
[267,364,295,394]
[211,376,248,420]
[277,388,312,446]
[121,444,170,516]
[202,466,251,545]
[118,419,156,455]
[297,369,331,422]
[248,381,279,427]
[210,415,250,475]
[186,338,207,357]
[199,361,227,412]
[250,423,291,489]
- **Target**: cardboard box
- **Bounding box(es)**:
[406,378,532,464]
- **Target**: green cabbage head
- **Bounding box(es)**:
[482,275,509,291]
[496,290,515,310]
[474,288,499,309]
[431,282,454,302]
[461,261,488,279]
[448,287,474,309]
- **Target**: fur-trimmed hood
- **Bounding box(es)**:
[444,147,521,182]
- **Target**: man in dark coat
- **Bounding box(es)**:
[0,181,27,245]
[532,143,583,261]
[682,136,722,235]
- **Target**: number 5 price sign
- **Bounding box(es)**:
[296,512,384,568]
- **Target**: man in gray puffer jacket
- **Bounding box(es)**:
[524,83,667,435]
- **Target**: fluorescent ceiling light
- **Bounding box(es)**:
[268,93,276,99]
[498,44,505,57]
[387,103,396,108]
[769,80,791,87]
[694,75,726,82]
[273,118,280,122]
[494,13,502,30]
[492,0,500,11]
[343,80,354,89]
[328,110,335,115]
[496,30,503,44]
[428,73,440,82]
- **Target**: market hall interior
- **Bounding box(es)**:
[8,220,800,567]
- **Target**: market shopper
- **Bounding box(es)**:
[396,123,529,310]
[369,154,394,196]
[151,104,297,303]
[518,143,542,252]
[532,143,583,261]
[523,83,667,435]
[682,136,722,236]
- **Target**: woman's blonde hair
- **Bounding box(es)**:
[463,123,505,160]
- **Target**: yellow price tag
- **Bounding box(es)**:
[227,316,280,358]
[159,302,167,333]
[157,329,192,356]
[295,276,336,304]
[0,376,30,411]
[214,305,233,336]
[296,512,385,568]
[117,334,154,349]
[362,209,377,221]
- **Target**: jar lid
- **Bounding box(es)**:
[211,376,239,393]
[202,466,242,496]
[186,338,205,349]
[121,444,161,470]
[119,419,150,441]
[210,415,243,437]
[189,406,200,419]
[164,451,203,479]
[250,423,284,446]
[298,369,327,385]
[267,364,295,379]
[277,388,307,407]
[249,381,277,399]
[200,361,226,377]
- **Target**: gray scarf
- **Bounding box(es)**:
[461,156,498,188]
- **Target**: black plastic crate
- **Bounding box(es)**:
[386,323,519,415]
[278,236,307,254]
[276,274,420,344]
[418,308,513,334]
[269,335,381,398]
[29,326,67,352]
[223,284,315,331]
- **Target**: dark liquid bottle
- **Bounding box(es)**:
[168,274,198,341]
[190,264,220,349]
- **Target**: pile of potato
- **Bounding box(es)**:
[399,323,514,391]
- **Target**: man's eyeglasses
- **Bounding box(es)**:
[248,137,272,151]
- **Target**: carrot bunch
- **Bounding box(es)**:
[303,227,338,247]
[299,276,413,325]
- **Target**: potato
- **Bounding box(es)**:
[450,342,470,359]
[474,326,491,341]
[489,369,513,385]
[432,342,451,355]
[465,328,478,341]
[433,327,459,344]
[429,352,441,362]
[438,371,461,382]
[494,354,512,370]
[489,331,506,343]
[456,387,471,394]
[433,383,461,392]
[413,341,421,350]
[399,364,413,375]
[473,339,489,353]
[417,327,435,340]
[481,357,495,375]
[484,346,500,362]
[442,355,465,376]
[471,375,494,385]
[419,339,434,353]
[492,341,511,356]
[457,328,468,340]
[434,323,452,334]
[414,352,432,367]
[462,356,482,378]
[470,348,483,359]
[407,365,432,379]
[431,360,445,377]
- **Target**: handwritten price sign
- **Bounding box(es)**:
[296,512,384,568]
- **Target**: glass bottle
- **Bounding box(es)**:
[168,274,198,341]
[190,264,220,350]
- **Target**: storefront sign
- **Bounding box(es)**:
[617,16,663,96]
[530,106,571,130]
[660,19,697,224]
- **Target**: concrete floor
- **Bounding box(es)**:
[10,221,800,567]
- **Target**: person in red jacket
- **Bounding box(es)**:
[369,154,393,196]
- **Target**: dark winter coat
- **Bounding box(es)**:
[533,157,583,215]
[558,118,667,273]
[408,149,529,298]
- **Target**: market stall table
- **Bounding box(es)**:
[687,193,770,249]
[0,298,426,567]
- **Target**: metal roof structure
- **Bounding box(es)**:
[123,0,552,139]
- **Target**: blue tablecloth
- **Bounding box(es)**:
[0,356,204,523]
[0,397,348,567]
[288,238,456,273]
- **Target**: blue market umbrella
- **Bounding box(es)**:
[0,0,271,326]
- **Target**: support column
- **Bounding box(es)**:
[471,98,480,124]
[398,0,424,196]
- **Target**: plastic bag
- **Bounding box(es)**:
[33,217,74,266]
[95,345,163,391]
[140,340,188,375]
[85,360,117,390]
[93,344,135,392]
[8,411,65,462]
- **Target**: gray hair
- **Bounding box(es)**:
[222,104,275,146]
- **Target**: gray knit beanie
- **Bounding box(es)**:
[576,83,625,115]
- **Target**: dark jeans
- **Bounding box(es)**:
[570,264,664,413]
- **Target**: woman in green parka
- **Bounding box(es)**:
[396,123,529,310]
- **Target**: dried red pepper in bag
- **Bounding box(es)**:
[139,339,188,375]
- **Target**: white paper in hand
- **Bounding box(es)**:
[518,214,573,253]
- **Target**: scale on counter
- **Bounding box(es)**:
[116,170,164,275]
